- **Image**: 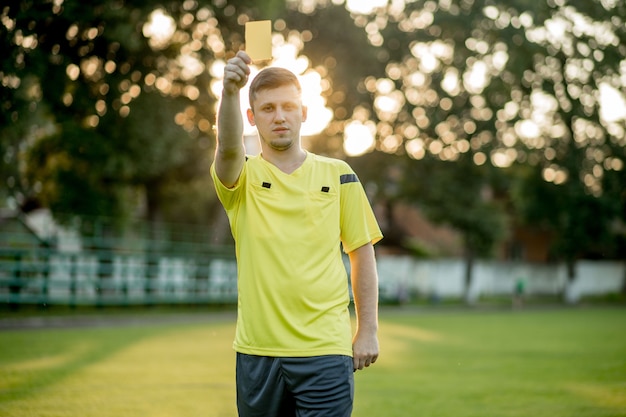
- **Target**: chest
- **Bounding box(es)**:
[240,166,342,238]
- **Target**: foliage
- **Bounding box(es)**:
[511,164,621,262]
[1,0,268,228]
[1,0,625,264]
[348,0,626,262]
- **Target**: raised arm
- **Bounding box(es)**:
[215,51,252,188]
[349,242,380,371]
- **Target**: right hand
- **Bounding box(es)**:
[223,51,251,94]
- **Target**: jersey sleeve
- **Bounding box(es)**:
[338,165,383,253]
[210,159,246,211]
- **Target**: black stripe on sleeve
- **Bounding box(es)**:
[340,173,359,184]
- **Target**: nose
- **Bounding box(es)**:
[274,107,286,122]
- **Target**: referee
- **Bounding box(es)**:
[212,50,383,417]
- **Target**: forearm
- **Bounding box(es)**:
[214,51,250,187]
[217,91,244,153]
[350,243,379,333]
[349,242,379,370]
[215,91,245,187]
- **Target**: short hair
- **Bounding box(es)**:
[248,67,302,108]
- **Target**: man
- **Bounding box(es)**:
[211,50,383,417]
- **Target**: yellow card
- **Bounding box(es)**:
[245,20,272,61]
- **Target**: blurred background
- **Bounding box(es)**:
[1,0,625,309]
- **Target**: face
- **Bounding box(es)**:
[247,84,308,152]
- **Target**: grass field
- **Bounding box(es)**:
[1,307,625,417]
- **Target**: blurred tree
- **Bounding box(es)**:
[403,154,508,303]
[511,162,622,302]
[0,0,285,239]
[2,0,625,298]
[333,0,625,300]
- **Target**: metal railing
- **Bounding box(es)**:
[0,219,239,306]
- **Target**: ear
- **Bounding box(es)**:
[301,105,308,123]
[246,108,256,126]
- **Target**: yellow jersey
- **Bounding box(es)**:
[211,151,382,357]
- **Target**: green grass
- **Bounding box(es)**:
[1,307,625,417]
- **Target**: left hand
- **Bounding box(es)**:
[352,329,379,371]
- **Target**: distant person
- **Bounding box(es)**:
[513,277,525,308]
[211,50,383,417]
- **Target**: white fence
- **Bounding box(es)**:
[376,256,625,303]
[2,251,623,305]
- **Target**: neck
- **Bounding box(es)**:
[261,145,307,174]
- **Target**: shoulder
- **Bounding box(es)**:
[309,153,354,174]
[241,154,265,171]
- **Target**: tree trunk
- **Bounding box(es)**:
[563,258,578,304]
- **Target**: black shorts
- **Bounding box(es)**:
[236,353,354,417]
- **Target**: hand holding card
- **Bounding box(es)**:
[245,20,272,62]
